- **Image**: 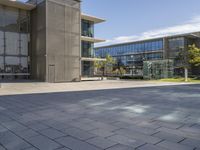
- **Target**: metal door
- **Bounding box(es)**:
[48,65,55,83]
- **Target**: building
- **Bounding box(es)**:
[95,32,200,77]
[0,0,105,82]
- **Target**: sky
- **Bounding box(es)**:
[20,0,200,47]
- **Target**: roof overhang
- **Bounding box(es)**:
[0,0,36,10]
[81,57,106,62]
[81,36,106,43]
[81,14,106,24]
[184,33,200,39]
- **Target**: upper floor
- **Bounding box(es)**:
[95,39,164,58]
[95,32,200,60]
[81,14,105,44]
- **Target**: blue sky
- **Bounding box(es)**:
[21,0,200,46]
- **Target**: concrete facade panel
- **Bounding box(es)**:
[30,1,46,81]
[47,30,65,56]
[32,56,46,81]
[55,56,65,82]
[47,2,65,32]
[46,0,81,82]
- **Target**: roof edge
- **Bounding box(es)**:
[95,31,200,49]
[81,13,106,24]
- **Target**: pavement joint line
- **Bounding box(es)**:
[178,138,187,143]
[176,124,186,129]
[1,120,71,150]
[154,139,165,145]
[134,142,147,150]
[150,131,160,136]
[0,143,7,150]
[104,143,120,150]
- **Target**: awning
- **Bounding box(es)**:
[81,57,106,62]
[81,13,105,24]
[81,36,106,43]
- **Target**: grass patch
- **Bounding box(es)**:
[159,78,200,83]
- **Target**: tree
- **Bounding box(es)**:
[176,47,189,81]
[188,44,200,67]
[176,44,200,81]
[113,67,126,77]
[94,55,116,79]
[118,67,126,77]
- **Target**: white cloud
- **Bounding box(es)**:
[95,15,200,47]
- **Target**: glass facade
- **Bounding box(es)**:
[81,19,96,77]
[0,5,30,77]
[81,41,94,58]
[81,61,94,77]
[168,37,184,58]
[95,39,164,68]
[81,19,94,37]
[95,39,163,58]
[94,35,200,77]
[143,60,174,79]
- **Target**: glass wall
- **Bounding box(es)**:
[168,37,184,58]
[95,39,163,58]
[81,19,94,37]
[143,60,174,79]
[81,61,94,77]
[112,52,163,69]
[0,5,30,78]
[81,41,94,58]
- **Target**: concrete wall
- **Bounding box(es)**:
[30,0,81,82]
[46,0,81,82]
[30,1,46,81]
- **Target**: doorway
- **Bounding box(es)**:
[48,65,55,83]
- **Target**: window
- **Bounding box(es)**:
[4,7,18,32]
[82,41,94,57]
[81,19,94,37]
[0,6,30,74]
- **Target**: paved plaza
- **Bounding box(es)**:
[0,81,200,150]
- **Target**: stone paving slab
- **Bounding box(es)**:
[114,129,162,144]
[152,131,185,143]
[137,143,168,150]
[0,131,31,150]
[86,136,118,149]
[106,134,146,148]
[61,127,97,141]
[156,140,194,150]
[88,128,115,138]
[26,135,62,150]
[14,128,39,139]
[40,128,66,139]
[180,138,200,148]
[56,148,71,150]
[0,83,200,150]
[0,145,6,150]
[1,121,28,132]
[106,144,133,150]
[55,136,102,150]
